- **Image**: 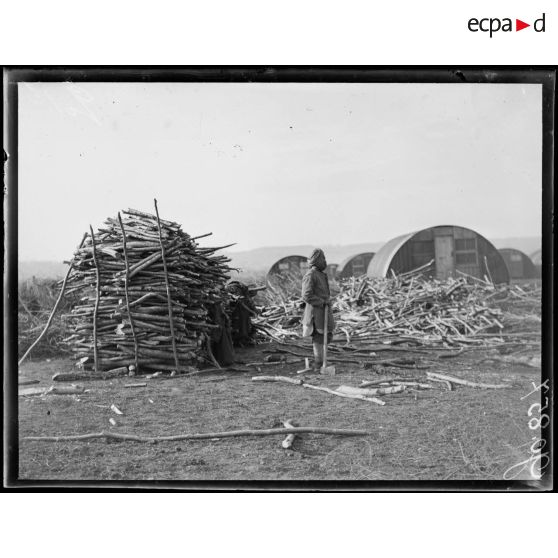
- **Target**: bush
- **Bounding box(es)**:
[18,277,75,359]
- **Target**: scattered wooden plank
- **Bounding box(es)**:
[19,386,47,397]
[252,375,385,405]
[336,384,406,396]
[390,381,433,389]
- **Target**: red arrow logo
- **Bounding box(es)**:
[516,19,530,31]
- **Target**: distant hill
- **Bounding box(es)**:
[224,243,386,275]
[18,236,542,280]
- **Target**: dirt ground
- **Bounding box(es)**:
[16,340,543,484]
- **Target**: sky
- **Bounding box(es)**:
[17,81,542,261]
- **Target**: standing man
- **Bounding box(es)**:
[226,280,257,347]
[301,248,335,371]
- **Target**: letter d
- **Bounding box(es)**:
[534,13,545,32]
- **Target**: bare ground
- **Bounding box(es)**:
[16,340,543,483]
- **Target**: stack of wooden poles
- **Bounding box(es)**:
[63,203,233,373]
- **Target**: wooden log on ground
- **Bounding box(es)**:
[52,367,129,382]
[281,419,297,449]
[245,358,300,368]
[22,426,369,443]
[359,377,424,388]
[252,375,302,386]
[18,379,40,386]
[336,384,406,396]
[45,384,85,395]
[183,366,251,376]
[427,376,454,391]
[19,387,48,397]
[427,371,510,389]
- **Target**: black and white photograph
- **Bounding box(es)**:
[4,68,553,488]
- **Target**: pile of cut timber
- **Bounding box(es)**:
[255,274,541,348]
[63,206,233,373]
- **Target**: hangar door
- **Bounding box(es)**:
[434,236,454,279]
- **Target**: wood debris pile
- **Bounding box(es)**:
[254,274,541,348]
[63,207,233,373]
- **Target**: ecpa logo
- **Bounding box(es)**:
[468,13,546,37]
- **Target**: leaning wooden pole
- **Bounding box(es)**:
[484,256,495,285]
[18,232,87,367]
[89,225,101,373]
[153,199,180,373]
[117,212,140,374]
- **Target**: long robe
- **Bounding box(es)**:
[301,266,335,338]
[208,303,235,366]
